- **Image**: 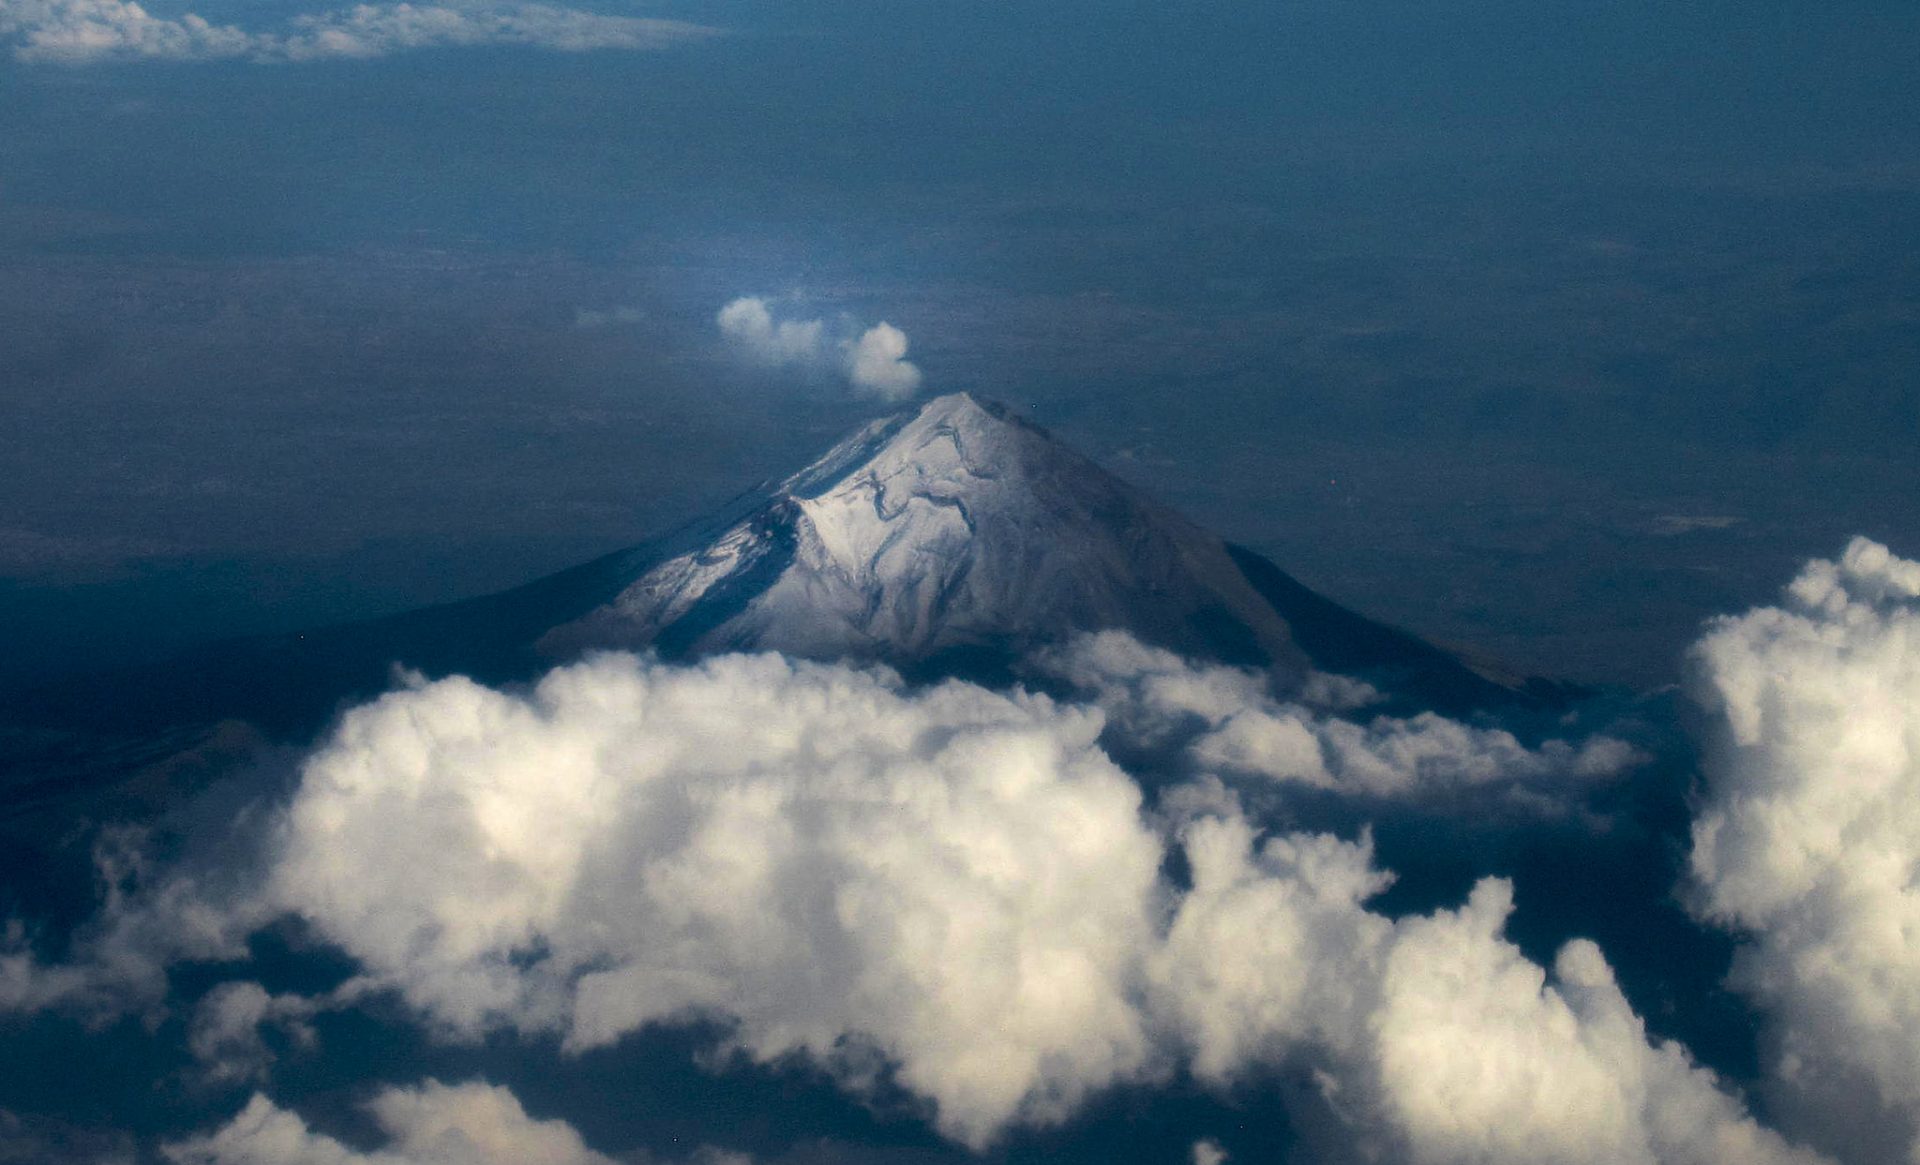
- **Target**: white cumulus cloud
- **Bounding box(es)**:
[1366,879,1826,1165]
[1154,809,1826,1165]
[213,648,1805,1160]
[0,637,1824,1163]
[1038,631,1640,807]
[266,653,1162,1148]
[715,297,829,366]
[844,321,923,399]
[716,296,923,401]
[1688,536,1920,1162]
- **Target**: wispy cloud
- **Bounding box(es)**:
[0,0,716,64]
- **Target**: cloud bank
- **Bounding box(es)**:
[0,629,1825,1162]
[270,654,1159,1146]
[717,296,924,401]
[0,0,715,64]
[1689,537,1920,1162]
[1039,631,1639,809]
[57,645,1782,1161]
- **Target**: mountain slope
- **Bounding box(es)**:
[542,393,1310,676]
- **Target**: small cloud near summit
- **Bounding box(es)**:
[845,320,922,400]
[717,295,923,401]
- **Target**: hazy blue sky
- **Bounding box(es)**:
[3,0,1918,686]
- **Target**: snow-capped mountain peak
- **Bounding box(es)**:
[544,392,1311,671]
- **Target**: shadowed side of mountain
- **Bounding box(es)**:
[1224,544,1586,717]
[0,535,691,748]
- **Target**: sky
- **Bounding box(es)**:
[2,8,1920,1160]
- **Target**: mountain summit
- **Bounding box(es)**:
[8,394,1556,744]
[543,393,1308,673]
[538,393,1551,712]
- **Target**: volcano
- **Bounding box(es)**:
[541,393,1310,673]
